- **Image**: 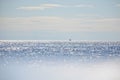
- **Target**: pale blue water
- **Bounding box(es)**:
[0,41,120,80]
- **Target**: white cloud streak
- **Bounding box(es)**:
[17,4,94,10]
[75,4,94,8]
[0,16,120,32]
[17,4,63,10]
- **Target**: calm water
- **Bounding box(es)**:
[0,40,120,80]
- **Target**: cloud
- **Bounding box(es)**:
[17,4,94,10]
[75,4,94,8]
[0,16,120,32]
[17,4,62,10]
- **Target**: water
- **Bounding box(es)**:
[0,40,120,80]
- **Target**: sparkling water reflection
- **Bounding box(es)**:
[0,40,120,80]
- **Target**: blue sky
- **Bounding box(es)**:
[0,0,120,40]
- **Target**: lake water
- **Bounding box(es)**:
[0,40,120,80]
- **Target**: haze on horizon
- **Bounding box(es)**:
[0,0,120,40]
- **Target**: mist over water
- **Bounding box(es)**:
[0,41,120,80]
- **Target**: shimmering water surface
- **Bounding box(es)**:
[0,40,120,80]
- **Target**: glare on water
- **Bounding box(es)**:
[0,41,120,80]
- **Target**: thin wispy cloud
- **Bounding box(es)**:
[17,3,94,10]
[17,4,63,10]
[75,4,94,8]
[1,16,120,32]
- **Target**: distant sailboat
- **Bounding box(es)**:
[69,39,71,41]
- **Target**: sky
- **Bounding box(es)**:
[0,0,120,40]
